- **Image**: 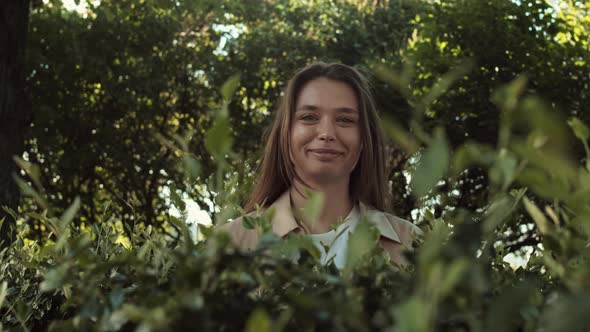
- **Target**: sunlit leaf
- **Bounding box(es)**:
[393,296,430,332]
[0,281,6,308]
[440,259,468,296]
[483,195,517,233]
[492,75,528,112]
[569,117,590,142]
[345,217,379,273]
[205,116,233,160]
[419,59,474,108]
[13,156,43,191]
[452,142,495,175]
[221,73,241,103]
[302,191,324,228]
[372,63,412,99]
[183,155,201,181]
[242,215,257,230]
[382,116,419,154]
[523,197,549,234]
[59,197,80,228]
[245,308,271,332]
[168,185,186,212]
[40,265,69,292]
[410,128,449,197]
[12,174,48,210]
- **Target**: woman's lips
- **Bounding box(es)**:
[308,149,343,160]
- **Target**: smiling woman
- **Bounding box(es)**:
[220,62,421,268]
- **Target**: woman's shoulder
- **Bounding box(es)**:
[363,207,423,245]
[217,212,260,250]
[382,212,423,237]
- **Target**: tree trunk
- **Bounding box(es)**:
[0,0,31,246]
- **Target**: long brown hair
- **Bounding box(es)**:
[244,62,388,212]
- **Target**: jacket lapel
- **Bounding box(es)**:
[267,191,402,244]
[359,202,402,244]
[269,191,301,237]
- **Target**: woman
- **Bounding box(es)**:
[221,62,421,268]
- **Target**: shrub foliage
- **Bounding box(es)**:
[4,71,590,330]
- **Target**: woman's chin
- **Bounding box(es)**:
[303,168,348,182]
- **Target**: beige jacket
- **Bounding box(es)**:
[219,191,422,266]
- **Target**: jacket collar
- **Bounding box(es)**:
[268,191,402,244]
[358,201,402,243]
[269,191,301,237]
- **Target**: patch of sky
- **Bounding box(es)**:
[212,19,247,57]
[46,0,101,18]
[161,185,212,242]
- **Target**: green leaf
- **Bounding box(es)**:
[345,217,379,273]
[451,142,495,175]
[1,206,19,221]
[302,191,324,227]
[12,174,48,210]
[13,156,43,191]
[489,151,518,190]
[0,281,6,308]
[410,128,450,197]
[242,216,257,230]
[198,223,214,238]
[169,215,193,251]
[569,117,590,142]
[523,197,549,234]
[60,196,80,228]
[483,195,516,234]
[183,155,201,181]
[293,235,322,261]
[169,185,186,212]
[381,115,419,154]
[492,75,528,112]
[245,308,271,332]
[40,265,69,292]
[221,73,241,103]
[205,116,233,160]
[440,259,468,296]
[393,296,430,332]
[371,63,412,99]
[518,96,569,150]
[484,283,535,332]
[420,59,474,108]
[418,220,451,266]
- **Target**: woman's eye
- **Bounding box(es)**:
[338,117,355,123]
[301,114,317,121]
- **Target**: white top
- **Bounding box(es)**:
[306,205,360,269]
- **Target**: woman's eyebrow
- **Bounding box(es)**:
[296,104,319,111]
[296,105,358,113]
[335,107,359,114]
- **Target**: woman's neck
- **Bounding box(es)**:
[289,177,353,234]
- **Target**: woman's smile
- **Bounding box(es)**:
[308,148,344,160]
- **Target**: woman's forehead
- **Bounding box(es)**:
[295,78,359,111]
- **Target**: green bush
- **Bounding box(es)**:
[3,70,590,331]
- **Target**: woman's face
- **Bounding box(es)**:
[289,78,362,185]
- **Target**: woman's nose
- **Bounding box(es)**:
[317,118,336,141]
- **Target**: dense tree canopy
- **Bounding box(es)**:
[20,0,425,236]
